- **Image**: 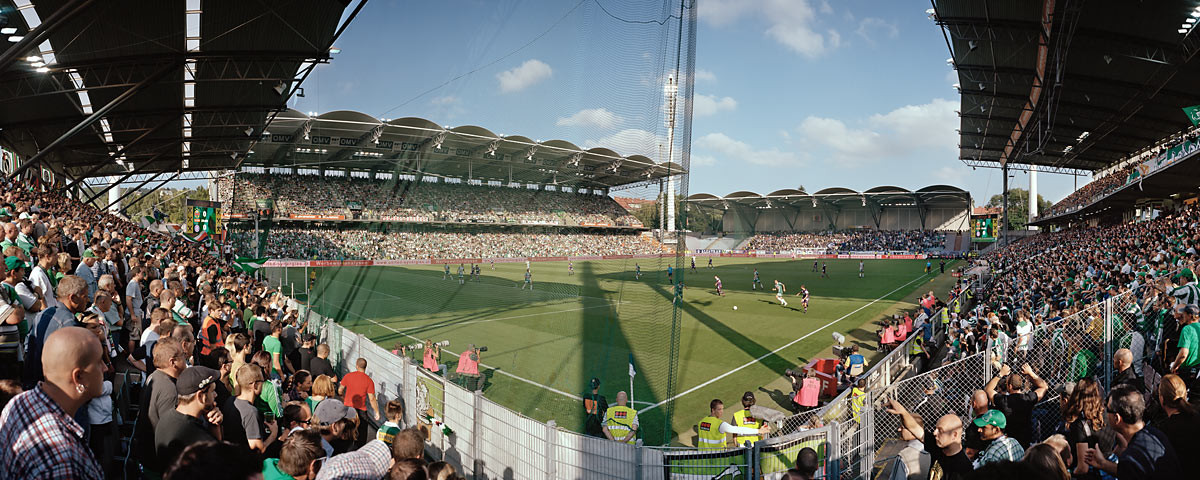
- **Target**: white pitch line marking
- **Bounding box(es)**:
[638,273,932,413]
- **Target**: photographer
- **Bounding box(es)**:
[422,338,443,374]
[788,369,821,413]
[456,343,485,392]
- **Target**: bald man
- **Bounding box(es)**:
[0,327,105,478]
[1111,348,1145,395]
[887,398,972,480]
[964,390,991,459]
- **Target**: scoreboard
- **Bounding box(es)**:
[186,199,223,236]
[972,217,997,242]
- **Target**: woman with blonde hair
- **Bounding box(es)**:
[1060,377,1106,479]
[309,374,338,412]
[1156,374,1200,473]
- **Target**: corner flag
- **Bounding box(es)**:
[628,354,637,378]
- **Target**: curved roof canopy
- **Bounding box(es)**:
[0,0,353,179]
[246,110,686,189]
[688,185,970,209]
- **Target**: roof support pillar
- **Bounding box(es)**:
[7,61,178,181]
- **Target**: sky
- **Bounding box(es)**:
[286,0,1086,205]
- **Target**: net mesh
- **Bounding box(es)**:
[256,0,698,445]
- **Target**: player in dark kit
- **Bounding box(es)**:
[752,269,763,290]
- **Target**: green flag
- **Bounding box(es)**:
[233,257,269,273]
[1184,105,1200,126]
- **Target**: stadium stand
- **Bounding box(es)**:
[744,230,949,253]
[230,227,663,260]
[217,173,643,227]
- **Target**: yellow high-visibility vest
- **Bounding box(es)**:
[697,416,727,450]
[604,406,638,444]
[732,409,763,446]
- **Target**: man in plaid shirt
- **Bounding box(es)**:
[972,409,1025,468]
[0,326,105,479]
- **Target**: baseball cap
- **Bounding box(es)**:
[314,439,391,480]
[973,409,1007,429]
[3,256,26,271]
[314,398,357,425]
[176,366,219,396]
[82,249,96,258]
[590,377,601,389]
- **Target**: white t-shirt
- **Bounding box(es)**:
[28,266,59,311]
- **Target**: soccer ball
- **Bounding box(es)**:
[733,306,738,311]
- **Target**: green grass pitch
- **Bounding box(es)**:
[298,257,960,445]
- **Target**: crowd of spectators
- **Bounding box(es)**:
[874,202,1200,479]
[1041,164,1136,219]
[744,230,949,253]
[0,179,463,479]
[217,173,641,226]
[229,227,666,260]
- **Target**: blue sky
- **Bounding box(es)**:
[292,0,1083,205]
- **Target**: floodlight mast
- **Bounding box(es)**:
[664,74,679,235]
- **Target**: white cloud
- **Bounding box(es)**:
[496,59,552,93]
[556,108,622,129]
[431,95,460,105]
[693,94,738,117]
[795,98,958,165]
[696,132,804,167]
[855,17,899,45]
[691,154,717,167]
[699,0,837,59]
[583,129,664,158]
[931,165,968,185]
[695,69,717,83]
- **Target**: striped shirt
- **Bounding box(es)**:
[1171,283,1200,306]
[0,385,103,479]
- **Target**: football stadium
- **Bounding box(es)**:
[0,1,1198,480]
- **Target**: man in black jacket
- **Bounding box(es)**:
[1112,348,1145,395]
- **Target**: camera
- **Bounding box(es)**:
[477,346,488,352]
[785,368,802,378]
[411,340,450,350]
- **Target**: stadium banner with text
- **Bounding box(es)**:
[579,222,612,227]
[568,255,604,261]
[1130,137,1200,185]
[289,214,346,220]
[373,259,433,266]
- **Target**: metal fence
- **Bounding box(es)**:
[286,266,1173,479]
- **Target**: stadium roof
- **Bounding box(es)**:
[686,185,970,209]
[242,110,687,190]
[937,0,1200,174]
[0,0,355,181]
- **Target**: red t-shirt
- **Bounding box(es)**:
[341,371,375,411]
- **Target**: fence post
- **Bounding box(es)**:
[828,421,841,480]
[544,420,557,479]
[862,391,875,476]
[472,390,482,480]
[750,441,762,479]
[634,441,644,480]
[1104,297,1114,388]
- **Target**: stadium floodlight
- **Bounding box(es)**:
[30,61,44,67]
[329,46,341,54]
[1182,28,1191,34]
[25,55,40,62]
[7,35,22,42]
[952,83,960,91]
[1189,18,1198,23]
[243,127,254,137]
[925,8,936,19]
[1184,23,1193,29]
[945,57,954,66]
[35,66,48,73]
[1193,10,1200,17]
[0,28,16,35]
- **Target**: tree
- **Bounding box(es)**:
[986,188,1052,230]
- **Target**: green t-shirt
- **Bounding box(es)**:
[263,335,282,377]
[256,381,283,418]
[261,459,294,480]
[377,421,402,445]
[1178,322,1200,368]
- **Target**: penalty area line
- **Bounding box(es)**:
[638,272,932,414]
